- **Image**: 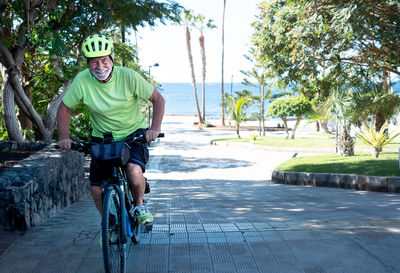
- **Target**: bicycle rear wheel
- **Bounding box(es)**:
[102,188,126,273]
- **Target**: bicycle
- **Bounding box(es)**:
[66,130,163,273]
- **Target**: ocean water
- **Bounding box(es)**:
[159,82,263,118]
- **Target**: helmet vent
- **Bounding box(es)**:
[90,41,95,51]
[105,43,108,51]
[98,41,102,50]
[85,45,90,53]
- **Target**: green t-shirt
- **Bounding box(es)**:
[63,66,154,141]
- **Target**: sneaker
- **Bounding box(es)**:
[135,206,153,225]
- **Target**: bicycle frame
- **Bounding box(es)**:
[62,131,163,273]
[102,163,138,243]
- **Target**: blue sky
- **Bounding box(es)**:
[134,0,263,83]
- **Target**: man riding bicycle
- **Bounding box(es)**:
[57,33,164,227]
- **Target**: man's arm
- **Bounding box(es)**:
[56,101,73,150]
[147,89,165,142]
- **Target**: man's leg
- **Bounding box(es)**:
[126,162,146,206]
[91,185,102,213]
[126,162,153,224]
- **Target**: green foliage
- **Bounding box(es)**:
[0,0,182,140]
[349,85,400,129]
[267,96,312,139]
[251,0,400,131]
[252,0,400,84]
[356,121,400,158]
[226,95,250,122]
[267,96,312,118]
[225,93,252,138]
[69,103,91,141]
[192,13,217,31]
[0,129,8,141]
[321,88,353,121]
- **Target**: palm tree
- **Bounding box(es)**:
[221,0,226,126]
[241,52,289,136]
[350,84,400,131]
[183,10,203,125]
[225,94,252,138]
[194,14,216,122]
[320,88,355,155]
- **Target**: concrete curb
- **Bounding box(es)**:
[271,170,400,193]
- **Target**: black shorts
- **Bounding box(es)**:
[89,129,149,186]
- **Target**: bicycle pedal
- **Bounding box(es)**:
[144,223,153,233]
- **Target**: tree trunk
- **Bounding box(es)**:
[8,66,49,140]
[236,123,240,138]
[320,119,330,133]
[371,148,380,158]
[315,120,320,131]
[261,84,265,136]
[199,32,206,122]
[290,116,302,139]
[221,0,226,126]
[18,85,33,130]
[2,80,24,142]
[375,112,385,132]
[281,117,289,139]
[185,26,203,125]
[0,44,72,142]
[43,79,73,139]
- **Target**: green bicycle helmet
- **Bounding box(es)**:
[82,34,113,58]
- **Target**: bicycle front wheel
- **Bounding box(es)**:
[131,216,142,244]
[102,187,126,273]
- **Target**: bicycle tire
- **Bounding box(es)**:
[102,188,126,273]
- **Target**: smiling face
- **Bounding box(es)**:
[87,56,113,81]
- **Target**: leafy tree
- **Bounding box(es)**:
[225,94,252,138]
[252,0,400,132]
[267,96,312,139]
[252,0,400,84]
[242,47,289,136]
[0,0,181,142]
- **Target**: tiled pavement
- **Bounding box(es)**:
[0,115,400,273]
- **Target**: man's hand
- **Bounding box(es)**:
[146,129,160,142]
[58,139,72,150]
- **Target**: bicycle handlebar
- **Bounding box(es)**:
[56,132,164,154]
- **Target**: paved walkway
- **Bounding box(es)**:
[0,115,400,273]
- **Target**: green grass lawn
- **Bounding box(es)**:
[215,135,400,176]
[215,135,400,150]
[276,152,400,177]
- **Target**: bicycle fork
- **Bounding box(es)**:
[106,184,129,244]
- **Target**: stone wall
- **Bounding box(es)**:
[0,143,90,231]
[271,170,400,193]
